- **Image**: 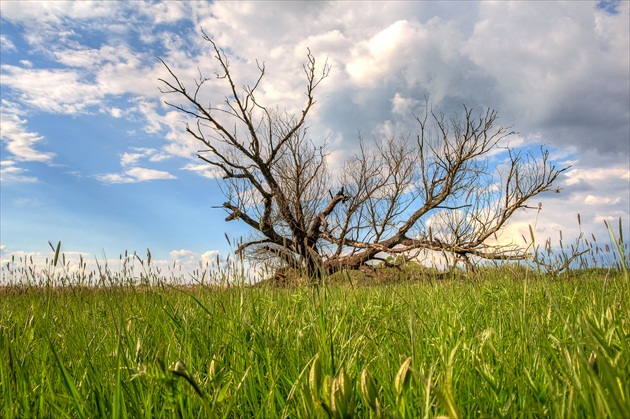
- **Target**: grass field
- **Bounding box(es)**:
[1,264,628,418]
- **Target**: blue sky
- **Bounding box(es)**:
[1,1,629,277]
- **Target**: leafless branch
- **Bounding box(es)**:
[159,35,568,277]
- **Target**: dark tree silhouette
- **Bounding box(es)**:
[159,34,568,277]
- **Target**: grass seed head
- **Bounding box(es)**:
[360,368,378,412]
[394,357,413,396]
[309,354,322,399]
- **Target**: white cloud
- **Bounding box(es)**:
[93,47,158,97]
[94,173,133,184]
[136,1,190,25]
[1,65,102,114]
[466,1,629,154]
[0,108,55,162]
[201,250,221,265]
[120,147,171,167]
[52,46,114,68]
[391,92,421,116]
[181,162,223,179]
[169,249,197,260]
[501,158,629,257]
[565,166,630,185]
[0,160,38,183]
[169,248,221,270]
[344,16,476,105]
[0,34,16,51]
[120,151,145,167]
[0,1,118,23]
[131,99,166,135]
[158,111,200,158]
[2,43,160,115]
[96,167,176,184]
[96,144,176,184]
[124,167,175,182]
[346,20,415,88]
[584,195,621,205]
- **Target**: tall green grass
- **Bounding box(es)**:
[1,266,628,417]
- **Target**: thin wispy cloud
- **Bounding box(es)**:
[96,167,176,184]
[0,34,16,51]
[0,111,55,163]
[0,160,39,184]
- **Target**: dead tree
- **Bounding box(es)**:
[159,34,568,276]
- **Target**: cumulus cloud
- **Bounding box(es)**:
[391,93,421,116]
[169,249,197,261]
[169,249,221,269]
[466,1,629,155]
[584,195,621,205]
[3,1,627,157]
[96,167,176,184]
[344,17,472,99]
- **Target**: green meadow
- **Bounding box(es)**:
[1,264,628,418]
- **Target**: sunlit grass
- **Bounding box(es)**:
[1,263,628,417]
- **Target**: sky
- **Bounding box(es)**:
[1,0,629,280]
